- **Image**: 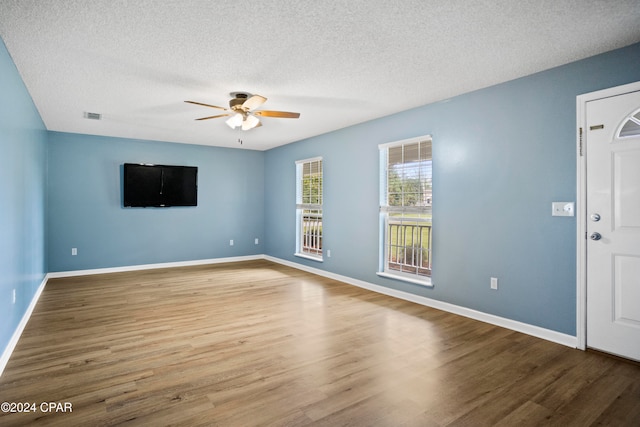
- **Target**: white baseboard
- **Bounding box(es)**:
[0,273,49,378]
[265,255,578,348]
[47,255,264,278]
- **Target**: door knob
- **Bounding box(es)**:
[590,213,601,222]
[590,232,602,241]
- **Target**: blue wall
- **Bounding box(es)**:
[264,43,640,336]
[47,133,264,271]
[0,40,48,356]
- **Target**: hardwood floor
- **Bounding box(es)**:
[1,260,639,426]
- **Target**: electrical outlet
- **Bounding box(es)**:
[229,239,234,246]
[12,289,16,304]
[327,249,331,257]
[490,277,498,290]
[71,248,77,256]
[255,238,259,245]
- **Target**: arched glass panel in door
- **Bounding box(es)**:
[618,109,640,138]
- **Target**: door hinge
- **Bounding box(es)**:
[579,127,583,156]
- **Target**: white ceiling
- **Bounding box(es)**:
[1,1,639,151]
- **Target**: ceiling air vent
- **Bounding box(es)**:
[84,112,102,120]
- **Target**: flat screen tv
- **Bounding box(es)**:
[123,163,198,207]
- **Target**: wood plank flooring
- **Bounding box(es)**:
[1,260,639,426]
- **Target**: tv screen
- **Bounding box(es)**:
[123,163,198,207]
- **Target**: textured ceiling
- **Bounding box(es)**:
[1,1,639,150]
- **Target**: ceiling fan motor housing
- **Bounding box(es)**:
[229,97,246,110]
[229,92,251,110]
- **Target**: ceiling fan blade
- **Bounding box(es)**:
[185,100,228,110]
[254,110,300,118]
[195,113,232,121]
[242,95,267,111]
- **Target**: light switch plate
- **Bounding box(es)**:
[552,202,574,217]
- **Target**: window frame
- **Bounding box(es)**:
[377,135,433,286]
[295,157,324,262]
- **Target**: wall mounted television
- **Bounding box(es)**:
[123,163,198,207]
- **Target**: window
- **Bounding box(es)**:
[295,157,323,261]
[618,108,640,138]
[378,136,432,285]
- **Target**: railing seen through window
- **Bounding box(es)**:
[387,216,432,277]
[301,209,322,256]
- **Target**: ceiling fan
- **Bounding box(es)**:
[185,92,300,131]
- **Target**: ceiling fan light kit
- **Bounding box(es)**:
[185,92,300,132]
[225,113,243,129]
[242,114,260,131]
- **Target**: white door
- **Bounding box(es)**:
[586,89,640,361]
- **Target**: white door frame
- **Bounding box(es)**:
[576,80,640,351]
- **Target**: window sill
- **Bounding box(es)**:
[294,253,324,263]
[376,271,433,288]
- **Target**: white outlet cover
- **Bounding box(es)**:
[552,202,574,217]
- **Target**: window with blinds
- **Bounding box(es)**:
[295,157,323,260]
[378,136,432,285]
